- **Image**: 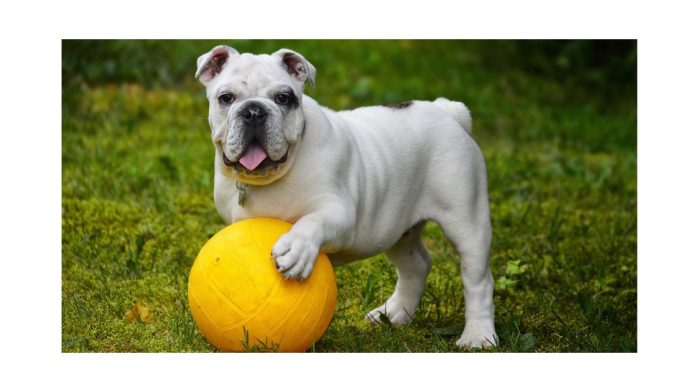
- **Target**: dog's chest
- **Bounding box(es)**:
[216,178,307,225]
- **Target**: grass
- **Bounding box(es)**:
[62,40,636,352]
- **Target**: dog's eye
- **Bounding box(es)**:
[274,93,290,105]
[218,93,235,105]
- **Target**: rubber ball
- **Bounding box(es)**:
[188,218,336,352]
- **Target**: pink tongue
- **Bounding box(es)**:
[239,143,268,171]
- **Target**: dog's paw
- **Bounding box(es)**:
[271,232,319,280]
[365,295,417,325]
[456,319,498,349]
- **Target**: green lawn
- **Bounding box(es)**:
[62,40,636,352]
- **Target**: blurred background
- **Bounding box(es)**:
[63,40,636,150]
[62,40,636,352]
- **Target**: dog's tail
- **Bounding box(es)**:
[433,97,473,134]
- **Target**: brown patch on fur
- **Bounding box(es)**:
[383,101,413,109]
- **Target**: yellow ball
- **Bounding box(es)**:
[188,218,337,352]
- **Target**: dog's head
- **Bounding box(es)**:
[196,46,315,185]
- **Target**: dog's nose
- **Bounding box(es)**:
[241,103,268,126]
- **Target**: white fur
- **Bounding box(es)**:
[433,97,473,134]
[200,48,497,349]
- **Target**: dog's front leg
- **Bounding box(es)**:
[272,204,354,280]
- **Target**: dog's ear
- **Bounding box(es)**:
[273,48,316,88]
[195,45,239,85]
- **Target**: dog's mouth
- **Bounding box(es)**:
[222,140,288,175]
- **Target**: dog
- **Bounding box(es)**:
[195,45,497,348]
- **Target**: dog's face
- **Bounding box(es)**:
[196,46,316,185]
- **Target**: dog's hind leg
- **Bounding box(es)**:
[365,221,431,325]
[435,192,497,348]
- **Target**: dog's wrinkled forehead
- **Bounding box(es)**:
[215,54,289,92]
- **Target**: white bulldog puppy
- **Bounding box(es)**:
[195,45,497,348]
